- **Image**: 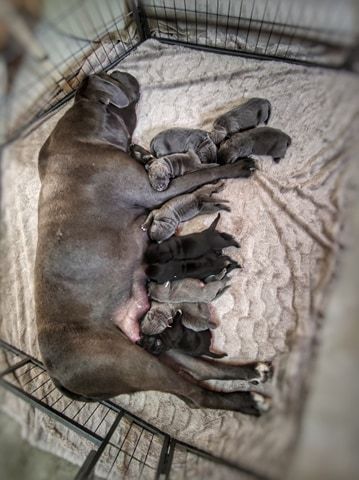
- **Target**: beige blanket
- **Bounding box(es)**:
[1,39,359,478]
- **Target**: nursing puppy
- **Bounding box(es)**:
[146,150,218,192]
[218,127,292,164]
[150,127,218,163]
[148,278,229,304]
[139,313,225,359]
[35,71,271,414]
[147,253,240,283]
[145,214,238,263]
[141,301,216,336]
[141,180,235,243]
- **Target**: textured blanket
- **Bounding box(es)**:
[1,39,359,478]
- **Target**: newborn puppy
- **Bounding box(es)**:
[150,128,218,163]
[218,127,291,164]
[145,214,238,263]
[142,181,232,243]
[146,150,218,191]
[147,253,240,283]
[139,313,226,359]
[211,98,272,144]
[141,301,214,335]
[148,278,229,304]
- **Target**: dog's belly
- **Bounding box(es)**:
[113,268,149,342]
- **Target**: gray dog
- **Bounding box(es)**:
[148,278,229,304]
[141,181,233,242]
[145,150,218,192]
[218,127,292,164]
[141,301,216,336]
[35,70,271,414]
[211,98,272,144]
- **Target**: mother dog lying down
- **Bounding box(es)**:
[35,71,270,415]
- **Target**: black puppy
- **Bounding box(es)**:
[145,214,239,264]
[146,252,240,283]
[138,313,226,359]
[218,127,292,164]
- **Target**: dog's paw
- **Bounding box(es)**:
[240,157,257,172]
[250,392,272,415]
[249,362,273,385]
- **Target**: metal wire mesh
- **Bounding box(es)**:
[0,340,266,479]
[0,0,357,146]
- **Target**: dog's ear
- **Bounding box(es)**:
[77,75,130,108]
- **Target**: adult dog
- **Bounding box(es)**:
[35,71,271,415]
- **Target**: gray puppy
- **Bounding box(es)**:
[150,127,218,163]
[211,98,272,144]
[148,278,229,304]
[218,127,292,164]
[141,180,234,242]
[141,301,216,336]
[146,149,218,191]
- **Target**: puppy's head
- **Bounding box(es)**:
[75,71,140,109]
[141,303,175,335]
[146,159,171,192]
[137,335,166,356]
[149,217,177,243]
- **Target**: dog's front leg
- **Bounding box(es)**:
[145,158,256,209]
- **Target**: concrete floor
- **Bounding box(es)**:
[0,411,78,479]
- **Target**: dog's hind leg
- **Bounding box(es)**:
[162,350,273,386]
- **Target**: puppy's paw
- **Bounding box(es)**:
[250,392,272,414]
[240,157,256,171]
[249,362,273,385]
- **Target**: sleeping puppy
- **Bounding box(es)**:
[141,301,216,335]
[148,278,229,304]
[218,127,292,164]
[147,252,240,283]
[145,150,218,191]
[138,313,226,359]
[211,98,272,144]
[141,180,233,243]
[150,127,218,164]
[145,213,239,263]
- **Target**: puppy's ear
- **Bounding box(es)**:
[174,309,182,319]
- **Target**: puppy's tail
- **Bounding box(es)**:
[264,101,272,124]
[204,352,228,359]
[209,213,221,231]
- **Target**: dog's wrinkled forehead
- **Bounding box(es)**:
[76,71,140,108]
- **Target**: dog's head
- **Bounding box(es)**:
[75,71,140,109]
[146,158,171,192]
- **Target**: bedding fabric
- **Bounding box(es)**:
[1,39,359,478]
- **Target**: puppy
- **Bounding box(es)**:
[147,253,240,283]
[138,313,226,359]
[150,127,218,163]
[145,214,239,263]
[141,181,232,243]
[141,301,215,335]
[148,278,229,304]
[146,150,218,191]
[211,98,272,144]
[218,127,292,164]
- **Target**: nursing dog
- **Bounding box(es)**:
[35,71,271,414]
